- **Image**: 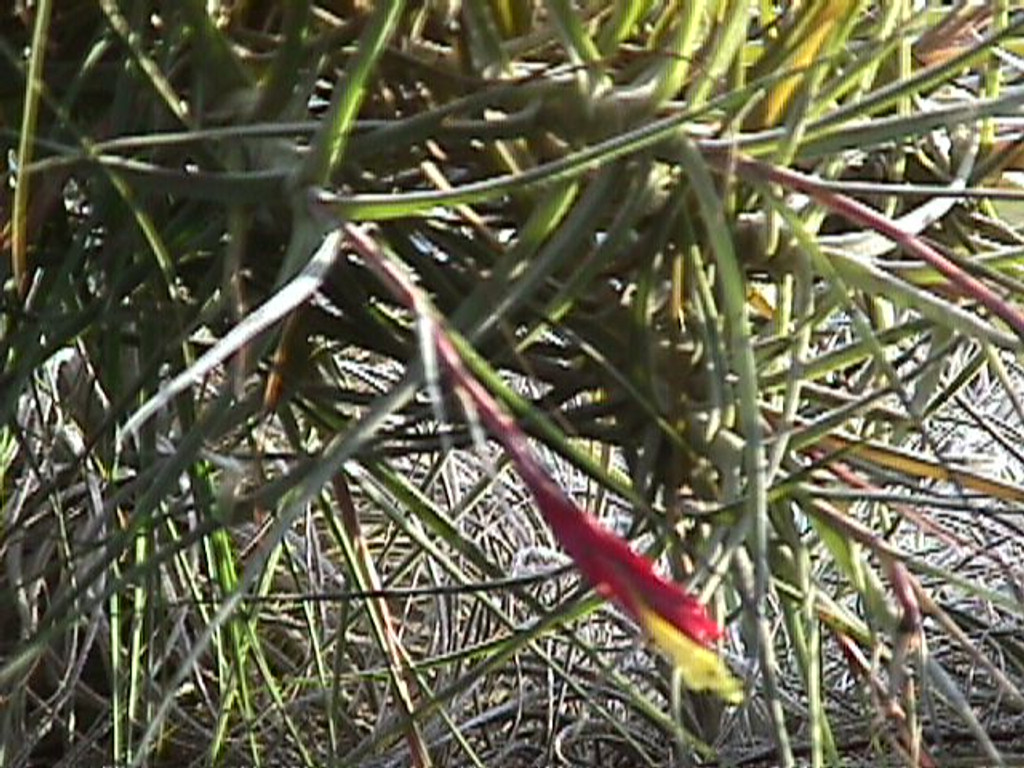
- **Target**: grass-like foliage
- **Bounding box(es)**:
[4,2,1024,766]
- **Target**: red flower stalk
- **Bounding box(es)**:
[529,471,723,646]
[341,221,742,701]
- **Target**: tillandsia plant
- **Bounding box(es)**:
[6,2,1024,767]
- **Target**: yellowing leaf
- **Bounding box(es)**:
[639,605,745,704]
[748,0,859,129]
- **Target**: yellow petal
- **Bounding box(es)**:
[639,605,744,704]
